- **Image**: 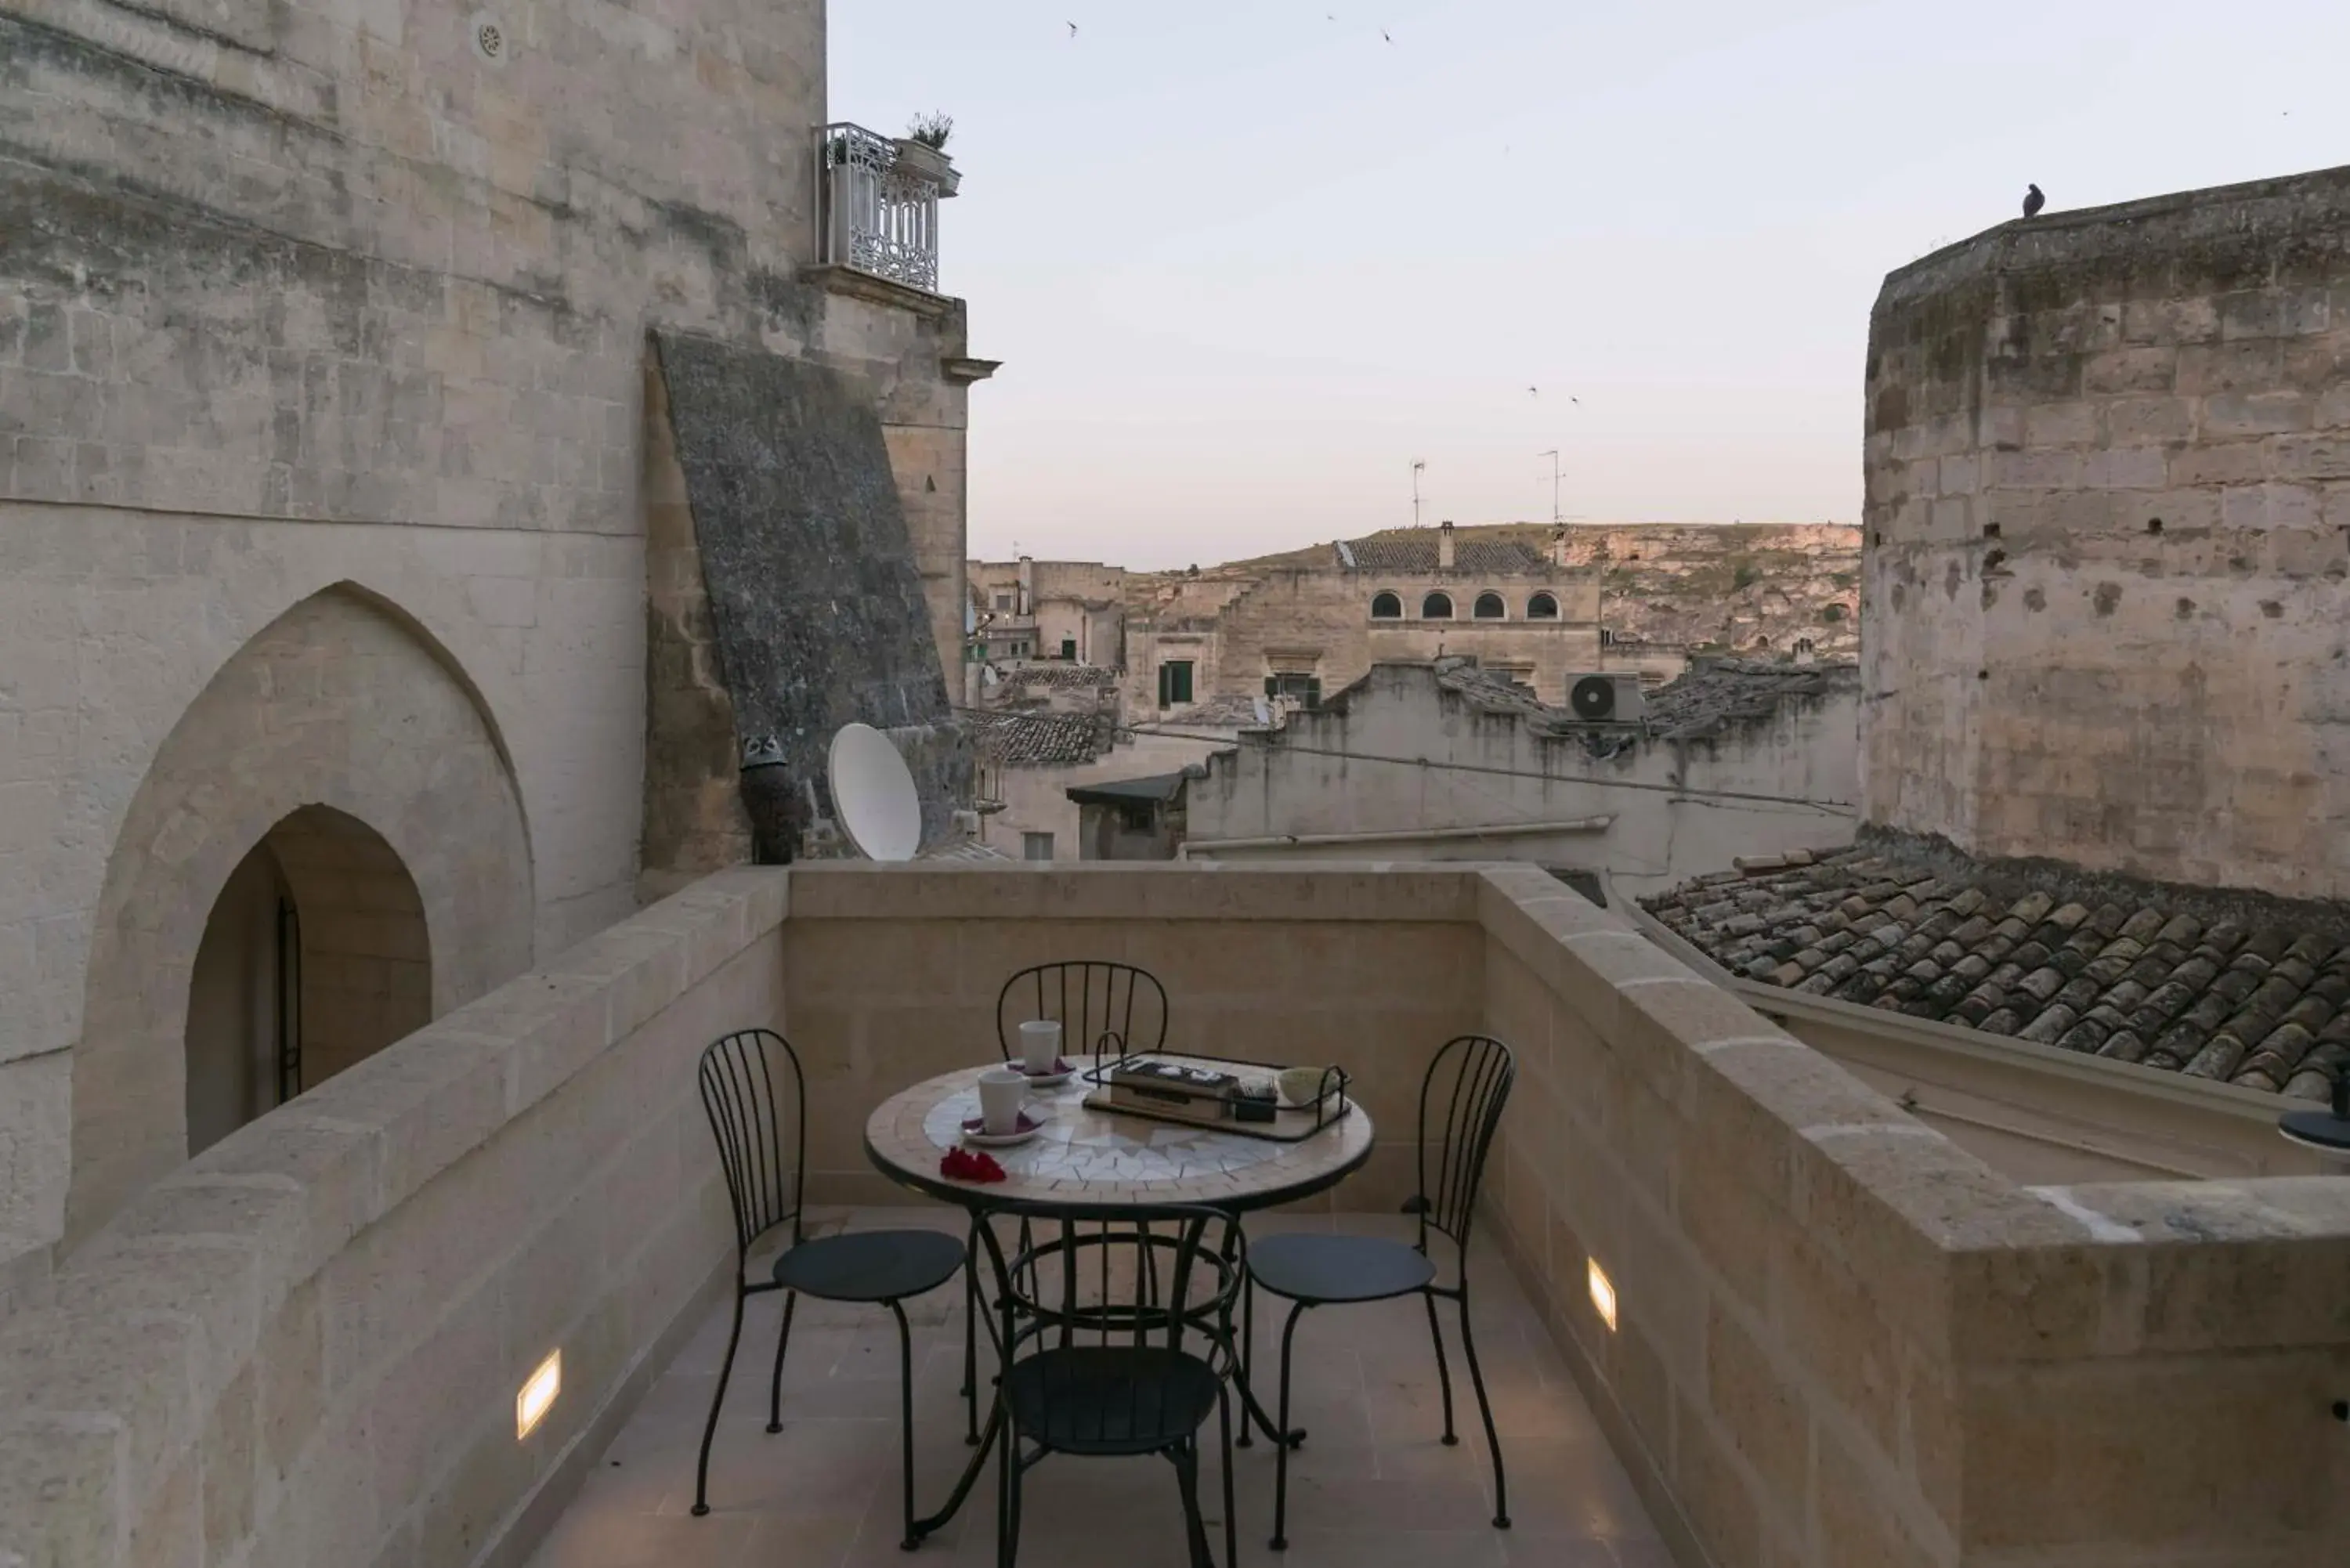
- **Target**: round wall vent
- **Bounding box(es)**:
[469,11,508,63]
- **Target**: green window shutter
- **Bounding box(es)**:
[1157,663,1171,706]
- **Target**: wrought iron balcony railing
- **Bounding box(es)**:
[819,121,954,294]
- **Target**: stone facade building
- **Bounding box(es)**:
[968,557,1125,671]
[1128,520,1605,716]
[1184,658,1860,897]
[1863,163,2350,901]
[0,0,984,1284]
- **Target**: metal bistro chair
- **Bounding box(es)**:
[957,962,1173,1437]
[974,1201,1246,1568]
[994,960,1170,1064]
[691,1028,966,1546]
[1244,1035,1517,1550]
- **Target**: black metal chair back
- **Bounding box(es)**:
[996,961,1169,1062]
[697,1028,807,1262]
[973,1200,1244,1366]
[1414,1035,1517,1249]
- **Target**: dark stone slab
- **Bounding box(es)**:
[653,331,970,849]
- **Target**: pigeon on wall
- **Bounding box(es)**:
[2023,183,2045,219]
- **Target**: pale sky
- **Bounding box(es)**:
[833,1,2350,570]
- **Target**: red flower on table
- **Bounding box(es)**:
[940,1148,1007,1183]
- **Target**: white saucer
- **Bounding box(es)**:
[1014,1062,1075,1088]
[962,1111,1044,1148]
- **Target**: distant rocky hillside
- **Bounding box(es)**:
[1133,522,1860,656]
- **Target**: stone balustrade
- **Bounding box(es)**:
[4,863,2347,1567]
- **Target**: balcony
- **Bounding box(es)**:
[819,122,955,296]
[6,865,2349,1567]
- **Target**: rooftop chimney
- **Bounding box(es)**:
[1552,526,1571,568]
[1437,520,1455,570]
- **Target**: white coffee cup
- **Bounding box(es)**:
[1018,1019,1063,1075]
[978,1067,1028,1136]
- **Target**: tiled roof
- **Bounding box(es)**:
[1155,693,1266,729]
[1425,656,1854,751]
[961,709,1108,768]
[1011,665,1119,690]
[1641,847,2350,1100]
[1640,659,1857,742]
[1338,534,1550,574]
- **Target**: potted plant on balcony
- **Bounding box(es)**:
[895,111,960,197]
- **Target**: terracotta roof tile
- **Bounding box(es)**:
[1640,848,2350,1100]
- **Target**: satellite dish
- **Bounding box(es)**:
[827,723,922,862]
[1252,695,1273,726]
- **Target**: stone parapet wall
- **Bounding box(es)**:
[1479,862,2350,1566]
[9,862,2349,1567]
[0,869,787,1568]
[779,863,1488,1209]
[1863,164,2350,898]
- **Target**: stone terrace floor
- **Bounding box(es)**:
[532,1207,1666,1568]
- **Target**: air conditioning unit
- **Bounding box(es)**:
[1566,672,1647,723]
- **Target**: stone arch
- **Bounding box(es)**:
[67,584,533,1248]
[1422,591,1455,620]
[1370,591,1403,620]
[1473,591,1507,620]
[1527,592,1560,620]
[183,807,433,1157]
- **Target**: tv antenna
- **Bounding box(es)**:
[1411,459,1426,529]
[1539,449,1561,525]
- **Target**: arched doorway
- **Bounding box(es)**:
[69,584,533,1248]
[183,807,432,1157]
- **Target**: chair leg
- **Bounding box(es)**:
[1421,1288,1458,1446]
[1270,1300,1307,1552]
[1235,1272,1255,1448]
[962,1218,981,1446]
[888,1299,921,1551]
[767,1288,798,1434]
[1003,1420,1024,1568]
[1455,1291,1509,1529]
[1218,1384,1237,1568]
[692,1285,747,1517]
[1173,1437,1213,1568]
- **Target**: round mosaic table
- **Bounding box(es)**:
[864,1060,1377,1212]
[865,1060,1376,1543]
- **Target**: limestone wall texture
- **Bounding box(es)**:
[0,868,785,1568]
[9,862,2350,1567]
[1863,164,2350,898]
[1185,662,1860,896]
[0,0,981,1271]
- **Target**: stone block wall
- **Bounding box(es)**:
[0,868,786,1568]
[8,862,2350,1567]
[778,864,1488,1210]
[1480,862,2350,1567]
[1863,164,2350,898]
[1185,662,1860,895]
[2,0,985,1271]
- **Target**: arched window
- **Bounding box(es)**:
[1473,592,1506,620]
[1526,592,1559,620]
[1370,591,1403,620]
[1421,591,1454,620]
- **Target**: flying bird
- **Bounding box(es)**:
[1382,28,1392,42]
[1067,20,1077,36]
[1528,385,1538,396]
[2022,183,2045,219]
